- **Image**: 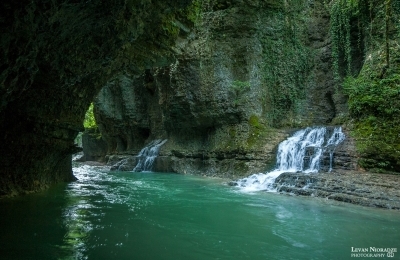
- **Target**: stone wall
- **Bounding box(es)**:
[81,129,108,162]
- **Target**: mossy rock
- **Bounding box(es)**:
[246,115,274,149]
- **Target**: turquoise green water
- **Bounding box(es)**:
[1,165,399,260]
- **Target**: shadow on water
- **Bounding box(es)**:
[0,183,71,259]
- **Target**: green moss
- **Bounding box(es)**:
[185,0,202,24]
[246,115,271,149]
[210,117,273,153]
[161,13,180,39]
[228,128,237,138]
[352,119,400,173]
[249,114,261,128]
[233,161,249,175]
[209,125,238,151]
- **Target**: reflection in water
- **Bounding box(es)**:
[61,165,152,259]
[61,165,99,259]
[62,199,94,259]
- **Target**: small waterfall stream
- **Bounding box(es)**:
[133,139,167,172]
[234,127,345,192]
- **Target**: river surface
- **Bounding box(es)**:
[1,165,399,260]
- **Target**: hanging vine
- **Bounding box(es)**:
[259,0,311,127]
[329,0,362,80]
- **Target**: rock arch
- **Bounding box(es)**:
[0,0,193,196]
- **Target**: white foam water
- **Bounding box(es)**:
[234,127,345,192]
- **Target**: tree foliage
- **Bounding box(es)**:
[84,103,97,129]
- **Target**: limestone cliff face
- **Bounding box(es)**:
[94,0,356,177]
[0,0,194,196]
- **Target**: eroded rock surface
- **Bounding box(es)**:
[274,171,400,209]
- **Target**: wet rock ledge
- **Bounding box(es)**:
[274,171,400,210]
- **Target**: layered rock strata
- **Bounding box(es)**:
[274,171,400,209]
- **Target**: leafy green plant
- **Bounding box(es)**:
[344,66,400,119]
[185,0,202,24]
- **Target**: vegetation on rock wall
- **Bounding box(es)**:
[330,0,400,172]
[329,0,363,79]
[344,48,400,173]
[185,0,313,128]
[258,0,312,127]
[246,115,273,149]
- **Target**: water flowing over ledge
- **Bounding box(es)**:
[133,139,168,172]
[233,127,345,192]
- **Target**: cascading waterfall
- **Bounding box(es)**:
[133,139,167,172]
[234,127,345,192]
[325,127,346,172]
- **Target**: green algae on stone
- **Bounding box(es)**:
[246,115,273,149]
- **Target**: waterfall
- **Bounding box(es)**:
[133,139,167,172]
[325,127,346,171]
[234,127,345,192]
